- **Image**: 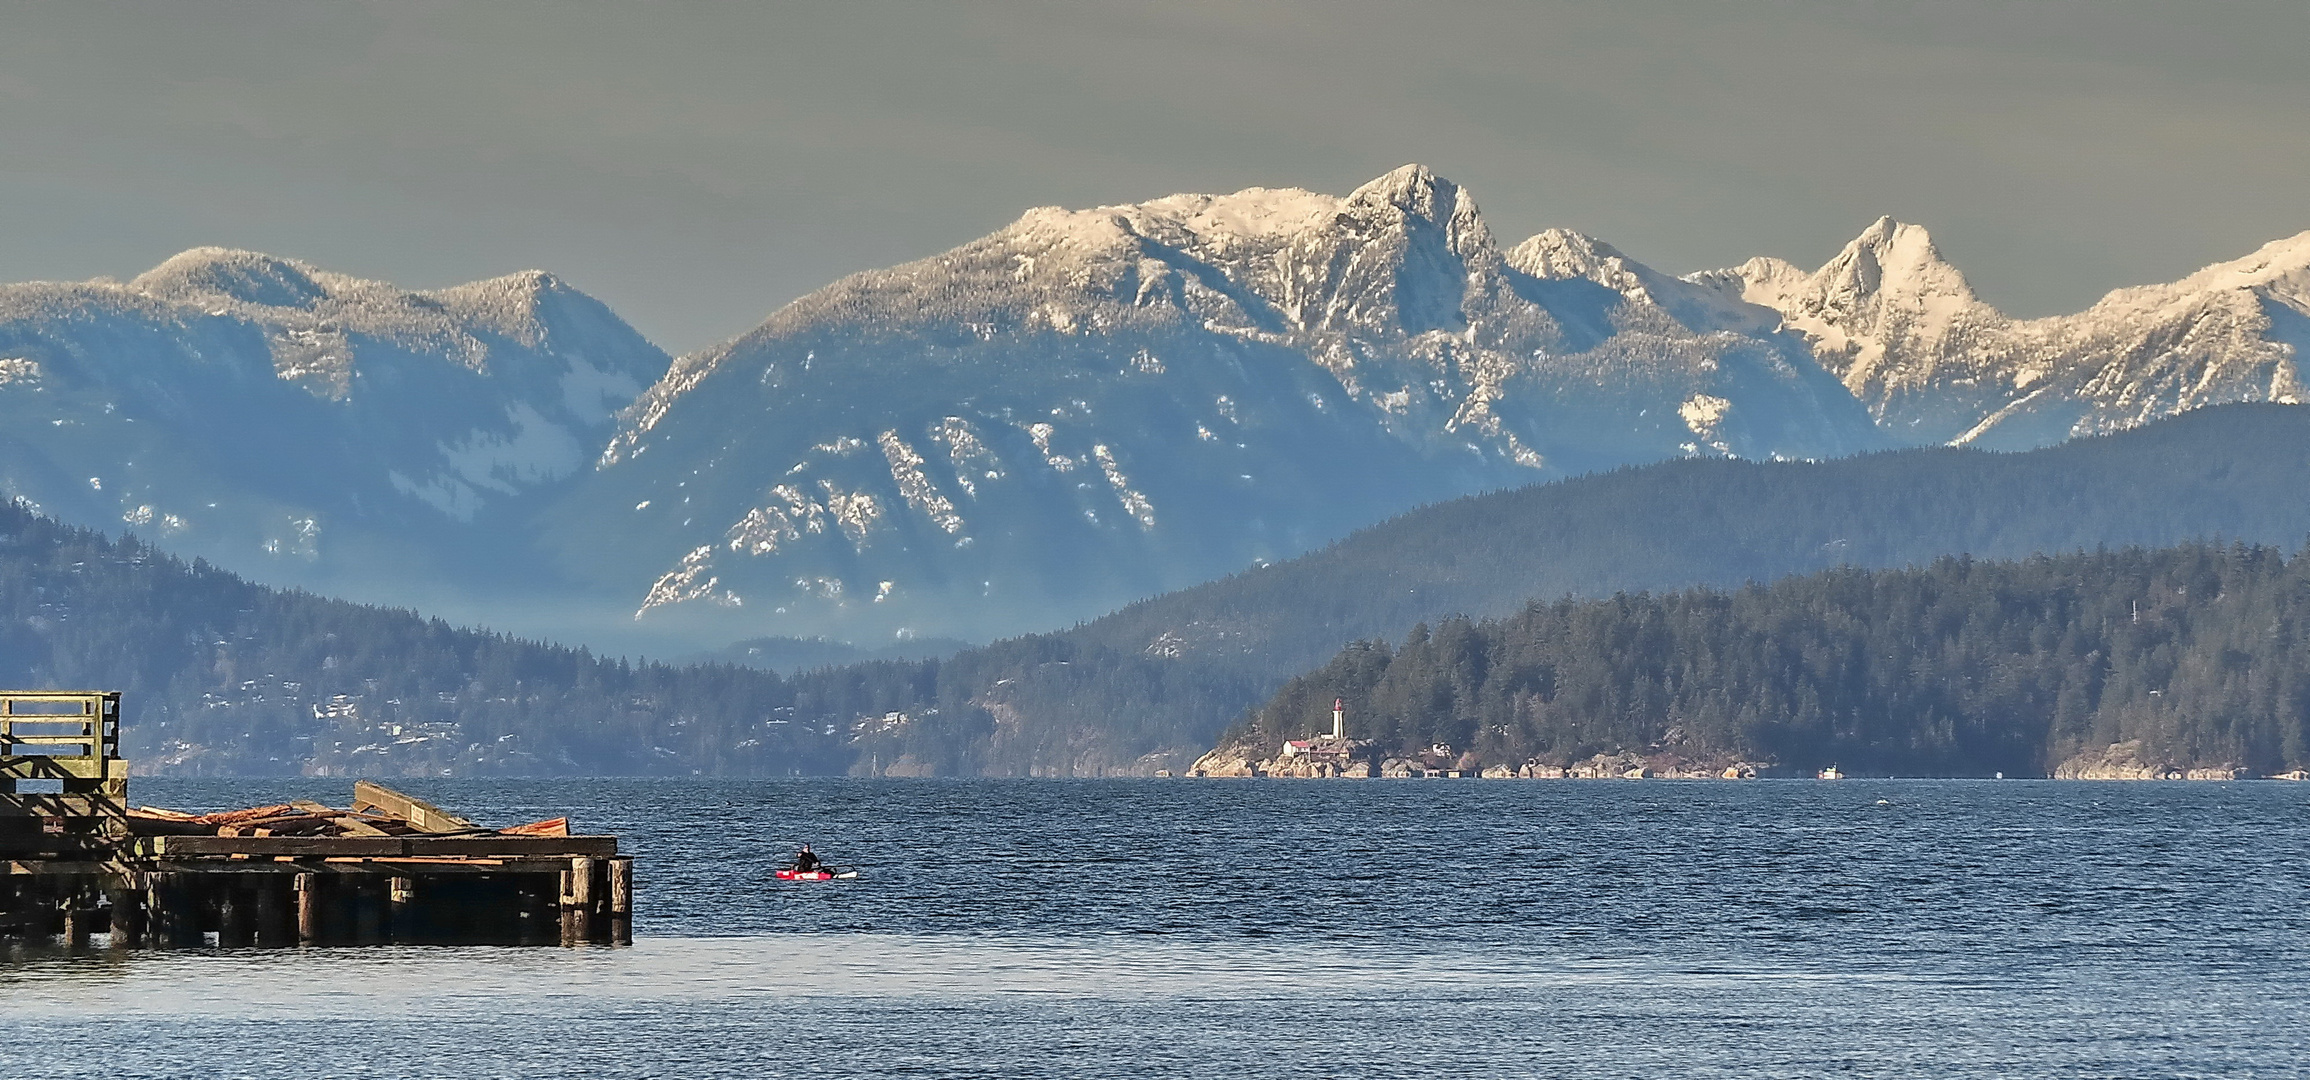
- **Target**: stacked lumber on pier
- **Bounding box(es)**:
[99,780,630,945]
[6,780,632,948]
[128,780,576,843]
[3,689,636,948]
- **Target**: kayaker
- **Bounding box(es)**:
[793,843,821,873]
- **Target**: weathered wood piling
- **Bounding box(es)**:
[1,690,631,949]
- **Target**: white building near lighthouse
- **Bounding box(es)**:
[1280,698,1350,757]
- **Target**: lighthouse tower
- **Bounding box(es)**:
[1331,698,1344,741]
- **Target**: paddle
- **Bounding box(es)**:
[773,860,859,880]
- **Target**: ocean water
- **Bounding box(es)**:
[3,777,2305,1078]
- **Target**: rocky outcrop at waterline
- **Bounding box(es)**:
[1188,741,1771,780]
[2052,741,2249,781]
[1187,741,1377,778]
[1192,732,2310,781]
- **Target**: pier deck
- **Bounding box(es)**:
[1,691,631,948]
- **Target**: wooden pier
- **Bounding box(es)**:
[1,690,632,948]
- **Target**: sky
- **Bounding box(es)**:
[3,1,2306,355]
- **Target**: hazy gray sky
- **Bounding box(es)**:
[4,2,2305,354]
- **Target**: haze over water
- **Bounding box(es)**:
[4,778,2305,1078]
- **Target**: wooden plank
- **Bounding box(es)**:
[125,818,219,838]
[152,836,409,857]
[329,816,393,837]
[332,856,506,866]
[351,780,478,833]
[317,858,555,874]
[4,860,113,875]
[0,757,107,780]
[150,834,616,858]
[0,794,126,818]
[218,812,341,836]
[80,858,551,875]
[0,690,109,706]
[406,835,617,857]
[196,804,300,826]
[500,817,570,837]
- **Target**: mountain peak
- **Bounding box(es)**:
[1508,228,1629,281]
[2164,228,2310,297]
[1854,214,1902,244]
[430,268,574,310]
[427,269,593,346]
[1010,185,1343,255]
[1346,163,1461,224]
[1129,187,1342,242]
[1338,164,1497,274]
[1817,217,1976,307]
[131,247,335,309]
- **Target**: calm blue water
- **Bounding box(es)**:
[4,778,2306,1078]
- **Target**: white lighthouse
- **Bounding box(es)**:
[1331,698,1344,741]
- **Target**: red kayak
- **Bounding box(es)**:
[776,866,857,881]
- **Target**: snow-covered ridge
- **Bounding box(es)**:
[601,165,1885,635]
[0,247,669,600]
[610,165,1864,467]
[4,176,2296,651]
[111,247,620,397]
[1507,229,1773,336]
[598,164,2309,640]
[1709,219,2310,446]
[0,247,647,404]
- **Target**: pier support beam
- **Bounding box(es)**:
[106,886,142,948]
[141,876,167,949]
[608,857,633,946]
[389,876,416,943]
[60,903,92,949]
[294,873,321,946]
[563,856,597,945]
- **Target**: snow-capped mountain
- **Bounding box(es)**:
[5,172,2302,653]
[0,248,668,604]
[571,166,1881,643]
[1701,218,2310,448]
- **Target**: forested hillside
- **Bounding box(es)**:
[1228,543,2310,778]
[9,405,2310,777]
[808,405,2310,775]
[694,635,972,675]
[0,501,852,776]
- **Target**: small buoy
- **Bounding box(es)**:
[1875,798,1892,806]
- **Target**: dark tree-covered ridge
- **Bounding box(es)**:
[7,402,2310,777]
[0,501,857,776]
[801,404,2310,776]
[1233,543,2310,778]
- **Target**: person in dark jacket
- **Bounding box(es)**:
[792,843,821,873]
